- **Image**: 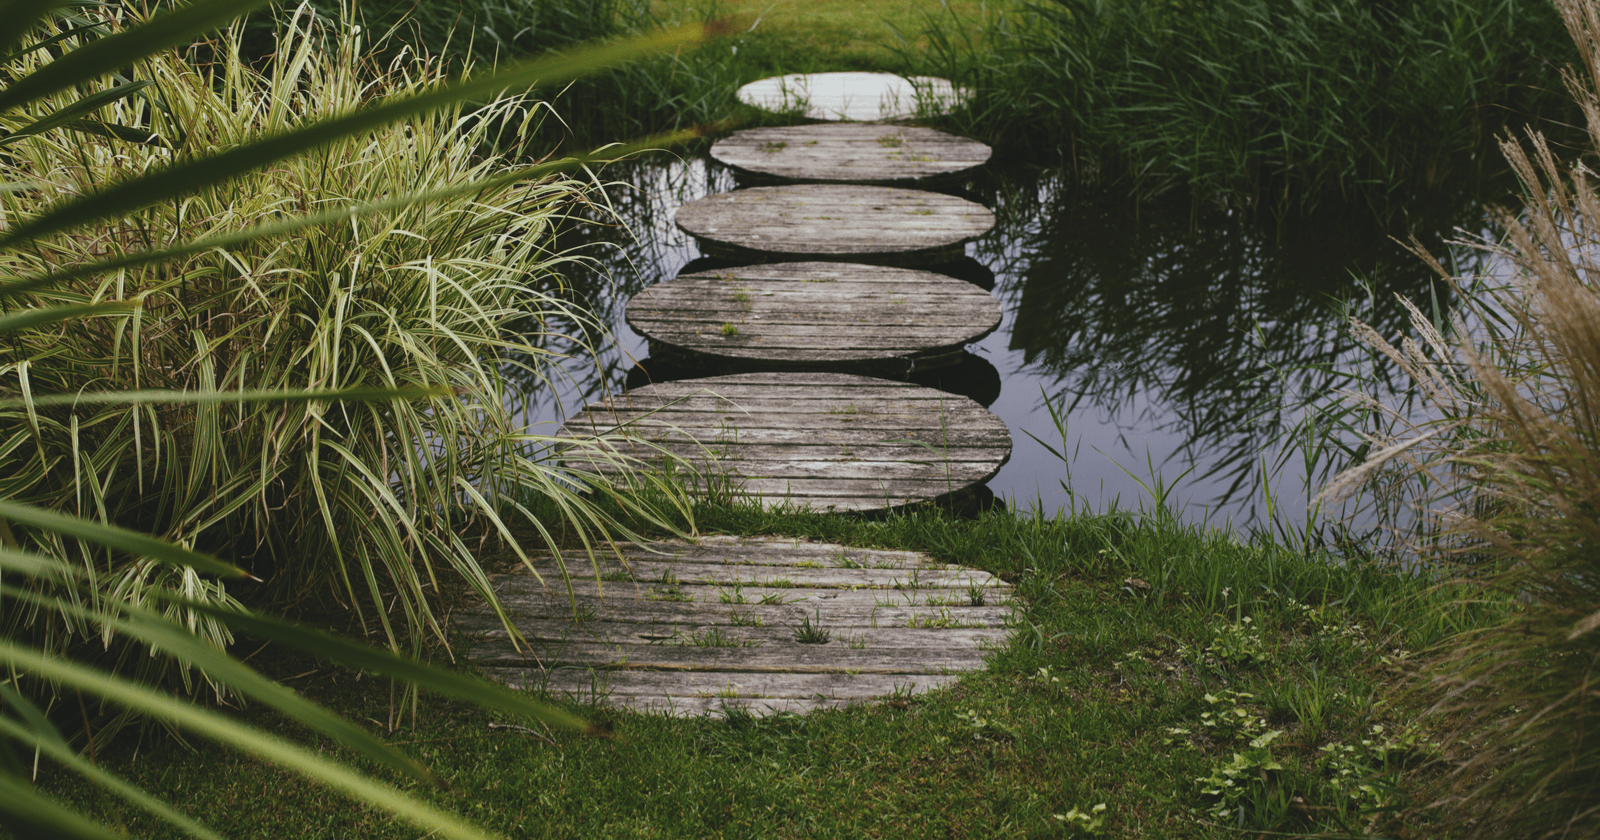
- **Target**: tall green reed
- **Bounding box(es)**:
[909,0,1577,210]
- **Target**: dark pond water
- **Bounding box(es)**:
[518,151,1499,533]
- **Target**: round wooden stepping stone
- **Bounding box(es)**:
[711,124,991,185]
[675,184,995,267]
[624,261,1002,375]
[461,536,1014,717]
[737,72,969,121]
[557,372,1012,513]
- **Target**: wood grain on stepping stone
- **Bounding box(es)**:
[674,184,994,267]
[711,124,991,185]
[461,536,1014,717]
[556,372,1012,513]
[736,72,969,121]
[625,261,1001,374]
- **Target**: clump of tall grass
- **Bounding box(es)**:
[1316,0,1600,832]
[0,8,691,687]
[912,0,1576,210]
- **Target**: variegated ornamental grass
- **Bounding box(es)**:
[0,9,692,686]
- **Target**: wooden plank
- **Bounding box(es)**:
[557,373,1010,513]
[674,185,994,267]
[461,537,1012,716]
[468,638,992,673]
[711,124,991,185]
[524,669,955,700]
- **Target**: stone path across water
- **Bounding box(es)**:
[624,261,1002,375]
[463,536,1013,716]
[675,184,994,267]
[711,124,992,185]
[557,372,1012,513]
[466,79,1014,715]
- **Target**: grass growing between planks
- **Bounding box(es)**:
[40,495,1495,838]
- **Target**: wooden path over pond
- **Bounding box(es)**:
[675,184,994,267]
[466,75,1013,716]
[712,124,992,185]
[625,261,1002,375]
[463,536,1013,716]
[558,373,1011,513]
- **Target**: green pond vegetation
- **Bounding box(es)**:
[4,0,1600,838]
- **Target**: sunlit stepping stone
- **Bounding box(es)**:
[556,372,1012,514]
[711,124,992,185]
[625,261,1001,376]
[675,184,995,267]
[737,72,970,121]
[461,535,1015,717]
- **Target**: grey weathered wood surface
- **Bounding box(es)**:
[625,261,1001,374]
[674,184,994,267]
[711,124,991,185]
[462,536,1014,716]
[557,372,1012,512]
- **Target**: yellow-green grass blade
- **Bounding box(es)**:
[0,126,707,297]
[0,545,69,578]
[1,584,440,785]
[0,714,224,840]
[0,0,272,113]
[0,80,152,147]
[0,773,123,840]
[0,384,448,410]
[170,599,591,733]
[0,500,242,578]
[0,300,132,333]
[0,642,504,840]
[0,25,721,249]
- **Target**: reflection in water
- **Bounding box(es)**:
[512,151,1496,531]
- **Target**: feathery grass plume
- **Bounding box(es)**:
[1318,0,1600,832]
[0,6,695,692]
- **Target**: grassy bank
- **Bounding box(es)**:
[40,495,1487,838]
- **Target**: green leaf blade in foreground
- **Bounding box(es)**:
[0,300,133,333]
[0,80,152,148]
[0,384,448,410]
[0,0,272,114]
[0,23,721,249]
[0,773,124,840]
[0,642,504,840]
[0,127,709,298]
[0,714,224,840]
[175,600,590,733]
[0,500,242,577]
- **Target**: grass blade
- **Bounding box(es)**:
[0,500,242,577]
[0,642,503,840]
[0,0,271,113]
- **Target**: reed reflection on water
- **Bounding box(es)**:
[512,151,1496,532]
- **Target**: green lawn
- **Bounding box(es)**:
[46,499,1470,838]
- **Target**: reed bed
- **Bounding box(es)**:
[910,0,1577,210]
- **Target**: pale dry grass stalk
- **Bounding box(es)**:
[1321,0,1600,833]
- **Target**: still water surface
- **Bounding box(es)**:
[520,152,1496,533]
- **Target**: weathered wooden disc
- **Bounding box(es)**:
[711,124,992,185]
[736,72,969,121]
[558,372,1012,513]
[461,536,1013,717]
[674,184,995,266]
[624,261,1001,374]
